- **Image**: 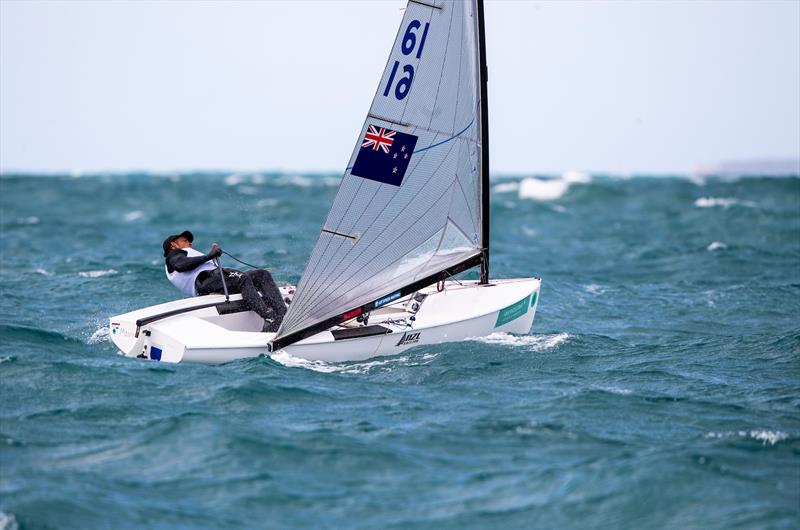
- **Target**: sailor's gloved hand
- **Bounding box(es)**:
[208,246,222,259]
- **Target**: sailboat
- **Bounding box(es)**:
[109,0,541,364]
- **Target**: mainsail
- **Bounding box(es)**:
[272,0,488,350]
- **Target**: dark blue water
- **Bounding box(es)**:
[1,172,798,529]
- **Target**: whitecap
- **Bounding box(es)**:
[471,332,568,351]
[87,327,110,344]
[521,226,537,237]
[703,429,789,445]
[78,269,118,278]
[748,430,788,445]
[694,197,757,209]
[123,210,144,222]
[492,182,519,193]
[562,170,591,183]
[16,216,39,225]
[595,385,632,395]
[518,177,570,201]
[707,241,727,251]
[35,268,53,276]
[0,512,18,530]
[224,174,244,186]
[583,284,605,295]
[517,171,591,201]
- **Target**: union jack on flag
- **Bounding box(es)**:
[361,125,395,154]
[352,123,418,187]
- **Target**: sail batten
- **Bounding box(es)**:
[274,0,485,346]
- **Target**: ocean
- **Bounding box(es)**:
[1,171,798,529]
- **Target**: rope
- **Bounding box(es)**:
[221,250,269,271]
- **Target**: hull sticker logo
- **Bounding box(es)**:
[375,290,402,308]
[495,294,532,328]
[396,331,420,347]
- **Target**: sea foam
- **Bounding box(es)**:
[704,430,789,445]
[471,332,569,351]
[270,351,439,374]
[87,327,110,344]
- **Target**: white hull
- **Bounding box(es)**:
[109,278,541,364]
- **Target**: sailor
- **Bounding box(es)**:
[162,230,286,332]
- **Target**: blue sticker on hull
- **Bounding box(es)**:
[374,290,402,308]
[150,346,162,361]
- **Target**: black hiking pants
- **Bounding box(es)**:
[196,268,286,326]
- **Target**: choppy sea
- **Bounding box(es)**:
[0,171,798,529]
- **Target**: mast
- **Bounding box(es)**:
[477,0,490,284]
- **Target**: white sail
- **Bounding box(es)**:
[276,0,484,343]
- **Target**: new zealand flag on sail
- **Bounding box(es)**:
[351,124,418,186]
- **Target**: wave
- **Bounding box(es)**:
[491,181,520,194]
[694,197,757,209]
[707,241,727,251]
[223,173,340,188]
[123,210,144,222]
[270,351,439,374]
[518,171,591,201]
[592,385,633,395]
[0,512,18,530]
[78,269,118,278]
[703,429,790,446]
[236,185,259,196]
[470,332,569,351]
[583,283,606,295]
[275,174,340,187]
[0,323,82,346]
[87,326,110,344]
[14,216,39,225]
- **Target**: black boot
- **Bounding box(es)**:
[261,308,280,333]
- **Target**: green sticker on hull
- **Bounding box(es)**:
[495,294,532,328]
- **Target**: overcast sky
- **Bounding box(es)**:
[1,0,798,175]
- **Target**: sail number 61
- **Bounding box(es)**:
[383,20,430,101]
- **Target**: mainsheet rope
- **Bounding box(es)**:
[220,250,269,271]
